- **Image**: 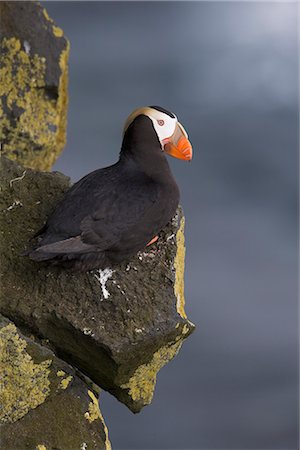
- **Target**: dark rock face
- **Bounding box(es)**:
[0,6,195,448]
[0,1,69,171]
[0,315,111,450]
[0,157,195,413]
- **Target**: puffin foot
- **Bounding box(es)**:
[146,235,158,246]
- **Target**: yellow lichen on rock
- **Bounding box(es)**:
[84,390,101,423]
[0,38,45,108]
[53,26,64,38]
[36,445,47,450]
[0,323,51,423]
[174,216,187,319]
[84,390,112,450]
[55,42,69,163]
[60,375,73,390]
[42,7,64,38]
[56,369,73,389]
[42,8,52,22]
[121,340,183,405]
[0,33,69,171]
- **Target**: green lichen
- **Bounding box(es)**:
[0,323,52,423]
[0,34,69,171]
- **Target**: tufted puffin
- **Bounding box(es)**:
[25,106,193,271]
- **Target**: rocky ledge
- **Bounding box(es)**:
[0,1,195,447]
[0,156,195,413]
[0,314,111,450]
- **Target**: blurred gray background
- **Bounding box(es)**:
[44,2,298,449]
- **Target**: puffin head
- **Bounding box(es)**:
[122,106,193,161]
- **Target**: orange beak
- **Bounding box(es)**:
[163,122,193,161]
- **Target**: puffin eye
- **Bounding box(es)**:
[157,119,164,126]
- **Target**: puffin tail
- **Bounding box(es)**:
[23,236,95,262]
[22,235,111,270]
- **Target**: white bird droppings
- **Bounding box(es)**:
[134,328,144,333]
[4,200,23,212]
[23,40,31,54]
[167,233,175,241]
[83,328,94,337]
[94,268,114,300]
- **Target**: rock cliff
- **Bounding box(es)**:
[0,2,194,448]
[0,1,69,171]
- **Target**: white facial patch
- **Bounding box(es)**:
[146,109,177,144]
[123,106,179,145]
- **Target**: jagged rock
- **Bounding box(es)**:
[0,314,111,450]
[0,1,69,171]
[0,157,195,413]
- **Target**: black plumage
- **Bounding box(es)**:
[26,114,181,270]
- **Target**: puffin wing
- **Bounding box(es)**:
[44,166,121,238]
[79,176,158,248]
[32,169,158,257]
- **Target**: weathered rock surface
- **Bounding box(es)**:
[0,156,195,413]
[0,1,69,171]
[0,314,111,450]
